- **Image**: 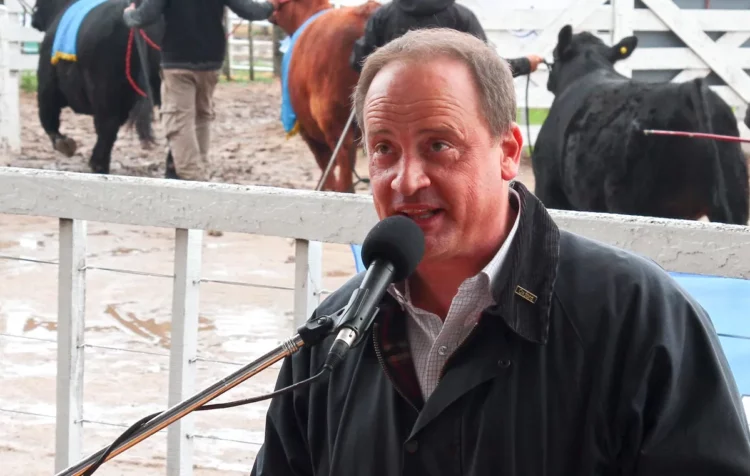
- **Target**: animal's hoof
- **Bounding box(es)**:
[54,136,77,157]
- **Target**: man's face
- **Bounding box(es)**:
[363,57,522,264]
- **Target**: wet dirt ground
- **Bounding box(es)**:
[0,79,539,474]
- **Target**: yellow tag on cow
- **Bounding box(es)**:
[620,46,628,55]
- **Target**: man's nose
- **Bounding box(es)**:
[391,154,429,196]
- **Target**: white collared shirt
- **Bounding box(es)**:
[387,189,522,399]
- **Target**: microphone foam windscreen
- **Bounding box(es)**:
[360,215,425,282]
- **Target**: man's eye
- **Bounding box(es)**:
[374,144,390,154]
[431,142,449,152]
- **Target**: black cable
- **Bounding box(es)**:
[525,72,533,159]
[83,364,334,475]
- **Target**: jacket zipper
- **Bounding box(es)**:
[372,323,420,413]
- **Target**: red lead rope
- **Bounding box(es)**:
[126,28,161,97]
[126,20,244,97]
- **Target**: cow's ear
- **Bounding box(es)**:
[610,35,637,61]
[556,24,574,58]
[558,25,573,50]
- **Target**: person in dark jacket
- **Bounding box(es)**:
[122,0,274,181]
[251,28,750,476]
[349,0,543,77]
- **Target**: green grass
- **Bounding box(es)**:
[518,107,549,125]
[20,71,37,94]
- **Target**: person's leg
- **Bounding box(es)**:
[195,69,220,177]
[160,68,208,181]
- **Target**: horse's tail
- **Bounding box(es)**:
[125,25,157,147]
[127,95,156,146]
[690,78,736,224]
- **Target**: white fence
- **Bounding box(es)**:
[0,166,749,474]
[0,0,41,155]
[225,15,274,76]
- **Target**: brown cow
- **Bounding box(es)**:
[271,0,381,193]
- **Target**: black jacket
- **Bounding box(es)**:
[349,0,532,77]
[251,180,750,476]
[123,0,273,71]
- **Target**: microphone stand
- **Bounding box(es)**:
[55,316,335,476]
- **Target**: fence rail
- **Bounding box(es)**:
[1,166,749,474]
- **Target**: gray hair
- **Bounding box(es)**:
[352,28,517,141]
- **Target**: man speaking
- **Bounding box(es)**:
[251,28,750,475]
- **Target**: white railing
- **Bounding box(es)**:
[0,166,748,474]
[0,1,41,155]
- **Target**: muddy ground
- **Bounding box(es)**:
[5,79,537,191]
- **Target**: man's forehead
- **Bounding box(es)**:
[365,56,474,102]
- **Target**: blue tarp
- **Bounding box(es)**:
[349,244,750,395]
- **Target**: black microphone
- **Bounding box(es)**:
[323,215,425,371]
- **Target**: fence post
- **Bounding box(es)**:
[272,25,283,78]
[166,228,203,476]
[612,0,634,78]
[0,4,22,156]
[222,8,232,81]
[293,239,322,329]
[248,23,255,81]
[55,218,87,472]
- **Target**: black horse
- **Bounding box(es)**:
[31,0,165,174]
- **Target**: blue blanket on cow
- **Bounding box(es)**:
[51,0,110,65]
[280,8,332,137]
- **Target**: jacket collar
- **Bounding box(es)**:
[487,180,560,345]
[377,180,560,346]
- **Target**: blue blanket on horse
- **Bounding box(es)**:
[280,8,331,136]
[51,0,110,65]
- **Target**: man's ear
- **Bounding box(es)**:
[500,125,522,182]
[610,35,637,61]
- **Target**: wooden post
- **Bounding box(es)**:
[222,8,232,81]
[248,23,255,81]
[0,4,21,156]
[293,239,322,329]
[166,228,203,476]
[272,25,283,78]
[612,0,634,78]
[55,218,86,472]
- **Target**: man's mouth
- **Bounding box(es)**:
[396,208,444,226]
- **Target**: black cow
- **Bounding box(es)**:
[532,24,749,225]
[31,0,165,175]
